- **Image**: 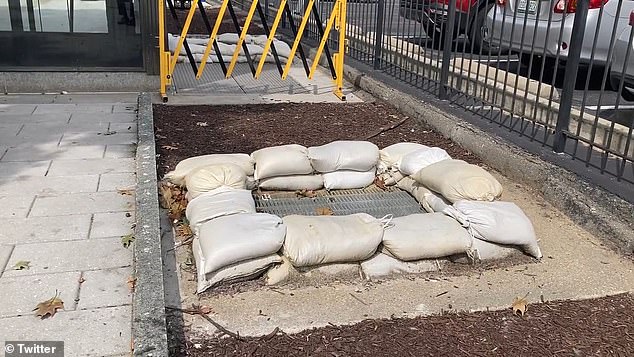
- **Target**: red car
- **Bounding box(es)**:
[399,0,496,52]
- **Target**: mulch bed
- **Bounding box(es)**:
[153,102,481,178]
[165,6,265,36]
[182,293,634,356]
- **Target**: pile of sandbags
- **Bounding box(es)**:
[164,153,255,187]
[168,33,292,64]
[308,141,379,190]
[251,144,324,191]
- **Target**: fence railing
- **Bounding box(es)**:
[232,0,634,188]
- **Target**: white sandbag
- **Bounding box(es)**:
[265,256,296,285]
[251,144,313,180]
[216,33,243,44]
[165,153,255,186]
[246,176,258,190]
[445,201,542,259]
[197,212,286,275]
[272,40,291,59]
[450,238,518,264]
[323,169,376,190]
[376,171,405,186]
[398,147,451,176]
[184,164,247,199]
[382,213,472,261]
[308,141,379,173]
[360,253,440,280]
[396,177,451,213]
[378,142,429,173]
[282,213,384,267]
[185,188,255,230]
[194,237,281,293]
[259,174,323,191]
[412,159,503,203]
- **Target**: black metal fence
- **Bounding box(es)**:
[232,0,634,189]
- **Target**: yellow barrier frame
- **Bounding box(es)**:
[158,0,348,101]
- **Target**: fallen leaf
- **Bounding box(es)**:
[159,181,188,220]
[176,223,193,238]
[117,188,135,196]
[127,276,137,292]
[512,295,529,316]
[196,122,209,127]
[13,260,31,270]
[34,292,64,319]
[121,234,135,248]
[296,189,317,198]
[78,277,86,284]
[315,207,334,215]
[162,145,179,150]
[374,176,387,190]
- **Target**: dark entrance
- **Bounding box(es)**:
[0,0,143,69]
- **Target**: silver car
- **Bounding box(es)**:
[609,11,634,100]
[484,0,634,66]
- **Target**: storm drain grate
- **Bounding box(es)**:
[253,186,424,218]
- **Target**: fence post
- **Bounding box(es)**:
[439,0,457,99]
[373,0,385,69]
[553,0,589,153]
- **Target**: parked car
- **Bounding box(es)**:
[399,0,498,52]
[609,10,634,101]
[484,0,634,68]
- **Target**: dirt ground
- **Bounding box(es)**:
[183,293,634,356]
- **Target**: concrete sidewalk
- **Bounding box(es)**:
[0,94,138,356]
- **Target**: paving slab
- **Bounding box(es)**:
[90,212,135,239]
[33,103,115,115]
[77,267,133,310]
[0,104,36,114]
[98,173,136,192]
[0,194,36,218]
[0,161,51,177]
[19,121,109,135]
[70,112,136,123]
[27,113,73,123]
[0,215,91,245]
[112,103,137,113]
[3,238,132,277]
[0,306,132,356]
[29,191,134,216]
[0,245,13,273]
[104,144,136,158]
[0,123,23,135]
[0,132,63,147]
[0,175,99,196]
[47,158,135,176]
[108,122,137,133]
[0,271,81,317]
[1,144,106,162]
[60,132,137,146]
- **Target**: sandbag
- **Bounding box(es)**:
[360,253,440,280]
[282,213,384,267]
[382,213,472,260]
[323,169,376,190]
[450,238,518,264]
[445,201,542,259]
[185,188,256,230]
[412,159,503,203]
[251,144,313,180]
[376,170,406,186]
[194,237,281,293]
[258,174,323,191]
[266,259,360,285]
[396,177,451,213]
[165,153,255,186]
[308,141,379,173]
[398,147,451,176]
[378,142,429,173]
[197,213,286,275]
[184,164,247,199]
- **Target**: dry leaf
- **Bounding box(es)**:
[162,145,179,150]
[121,234,135,248]
[34,292,64,319]
[512,295,529,316]
[374,176,387,190]
[296,189,317,198]
[196,122,209,127]
[78,277,86,284]
[316,207,334,215]
[127,276,137,292]
[13,260,31,270]
[117,188,134,196]
[159,181,188,220]
[176,223,193,238]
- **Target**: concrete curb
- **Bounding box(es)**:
[340,62,634,254]
[133,93,170,356]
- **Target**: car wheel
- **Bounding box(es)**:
[469,2,498,54]
[622,87,634,102]
[421,13,446,49]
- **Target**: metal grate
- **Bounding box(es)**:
[254,186,424,218]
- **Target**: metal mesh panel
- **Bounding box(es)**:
[254,186,424,218]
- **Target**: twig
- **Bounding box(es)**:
[166,236,194,252]
[165,306,199,315]
[166,305,244,340]
[260,327,280,341]
[365,116,410,140]
[435,291,449,297]
[349,292,368,305]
